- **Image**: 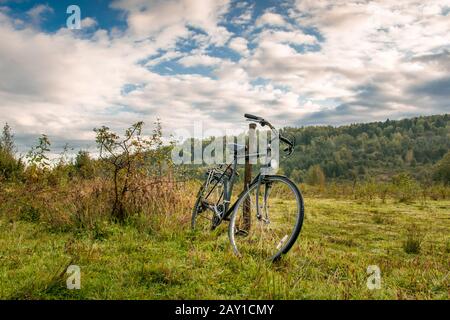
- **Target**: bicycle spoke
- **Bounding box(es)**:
[192,167,227,231]
[230,176,303,261]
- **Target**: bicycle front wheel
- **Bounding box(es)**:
[228,175,304,261]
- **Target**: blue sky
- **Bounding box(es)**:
[0,0,449,154]
[3,0,127,31]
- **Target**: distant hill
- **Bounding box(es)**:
[282,114,450,182]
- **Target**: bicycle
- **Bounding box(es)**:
[191,114,304,261]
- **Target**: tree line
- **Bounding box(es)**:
[281,114,450,184]
[1,114,449,187]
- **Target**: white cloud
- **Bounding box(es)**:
[0,12,155,144]
[255,11,286,27]
[0,0,449,153]
[110,0,232,46]
[26,4,53,26]
[230,2,254,25]
[0,7,309,153]
[82,17,98,29]
[256,29,317,46]
[244,0,450,121]
[228,37,249,56]
[178,54,222,67]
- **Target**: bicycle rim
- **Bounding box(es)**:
[229,176,304,261]
[191,177,225,231]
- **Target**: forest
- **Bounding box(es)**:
[282,114,450,183]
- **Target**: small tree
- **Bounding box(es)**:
[0,123,23,181]
[0,123,16,155]
[75,150,95,179]
[433,151,450,185]
[391,172,420,203]
[306,164,326,187]
[27,134,51,169]
[57,143,73,167]
[94,121,157,221]
[25,134,51,182]
[48,143,76,186]
[291,168,303,183]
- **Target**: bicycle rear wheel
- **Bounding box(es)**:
[228,175,304,261]
[191,173,225,231]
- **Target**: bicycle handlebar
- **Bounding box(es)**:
[244,114,295,155]
[244,113,273,129]
[244,113,261,121]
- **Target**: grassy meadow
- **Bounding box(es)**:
[0,117,449,300]
[0,180,449,300]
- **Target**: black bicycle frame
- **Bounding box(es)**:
[201,147,266,223]
[203,127,283,222]
[223,173,261,219]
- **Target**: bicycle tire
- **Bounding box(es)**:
[191,184,204,230]
[228,175,304,261]
[191,175,224,231]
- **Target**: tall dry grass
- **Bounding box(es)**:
[0,174,195,233]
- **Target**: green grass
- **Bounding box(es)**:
[0,198,449,300]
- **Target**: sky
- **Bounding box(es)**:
[0,0,449,155]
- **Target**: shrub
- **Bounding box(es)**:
[25,134,52,184]
[74,150,96,179]
[432,151,450,185]
[354,179,378,202]
[0,123,15,155]
[0,123,23,181]
[0,149,24,181]
[94,120,176,222]
[19,204,41,222]
[391,173,421,203]
[402,224,424,254]
[372,214,385,224]
[291,168,303,183]
[26,134,51,168]
[305,164,326,188]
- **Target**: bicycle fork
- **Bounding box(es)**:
[255,175,272,224]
